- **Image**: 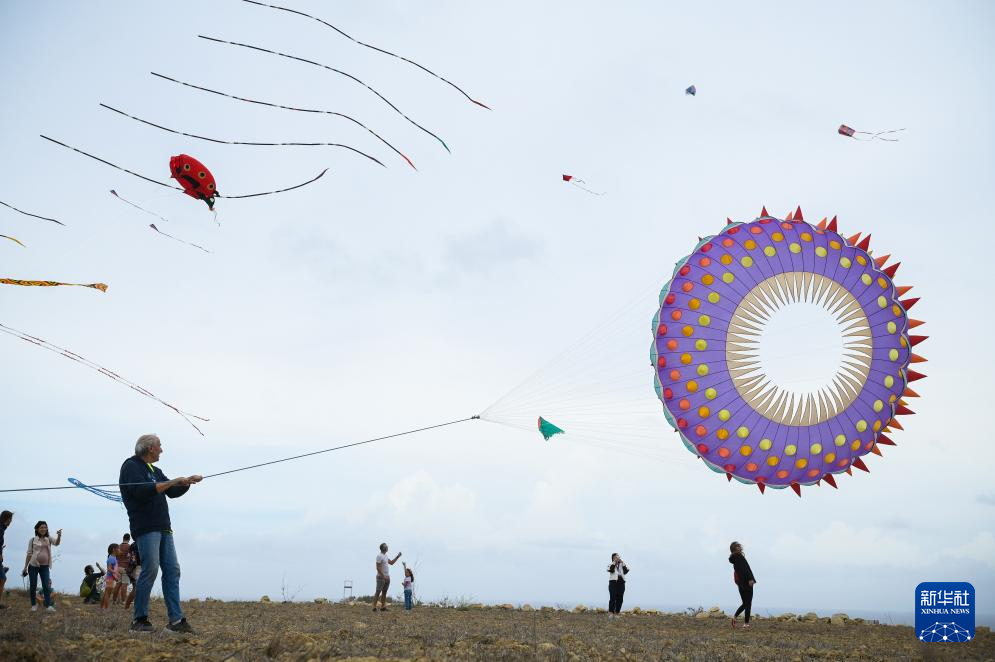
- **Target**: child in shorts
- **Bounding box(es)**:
[100,544,119,610]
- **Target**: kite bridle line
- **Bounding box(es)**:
[0,416,480,495]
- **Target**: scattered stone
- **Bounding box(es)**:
[831,613,848,626]
[352,621,367,630]
[539,642,558,653]
[498,604,515,610]
[314,597,328,604]
[521,604,533,611]
[803,612,819,621]
[260,595,271,603]
[572,605,587,613]
[708,606,722,613]
[695,611,710,619]
[631,607,643,615]
[779,612,797,621]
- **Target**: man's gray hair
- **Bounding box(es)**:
[135,434,160,456]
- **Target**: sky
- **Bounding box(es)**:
[1,0,994,625]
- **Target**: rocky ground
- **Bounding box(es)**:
[0,592,992,661]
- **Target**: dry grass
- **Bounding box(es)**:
[0,592,992,661]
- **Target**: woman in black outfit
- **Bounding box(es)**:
[728,541,756,628]
[607,553,629,616]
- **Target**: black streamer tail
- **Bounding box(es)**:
[100,103,385,167]
[198,35,451,153]
[0,200,66,226]
[150,72,416,170]
[42,136,328,201]
[241,0,490,110]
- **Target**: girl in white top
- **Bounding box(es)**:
[22,521,61,612]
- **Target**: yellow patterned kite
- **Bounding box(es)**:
[0,278,107,292]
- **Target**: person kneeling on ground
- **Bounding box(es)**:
[81,562,105,604]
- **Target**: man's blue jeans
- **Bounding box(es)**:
[134,531,183,623]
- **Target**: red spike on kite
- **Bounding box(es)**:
[909,335,928,347]
[785,210,794,221]
[790,483,801,497]
[900,297,919,310]
[903,387,920,398]
[909,353,927,363]
[908,318,925,328]
[817,217,828,230]
[823,474,838,489]
[895,404,915,416]
[794,206,804,221]
[905,369,926,382]
[757,483,766,494]
[852,457,870,473]
[857,234,871,251]
[827,216,838,232]
[727,218,733,225]
[845,467,853,476]
[888,417,905,430]
[726,472,733,482]
[874,254,891,267]
[895,285,913,296]
[884,262,901,278]
[877,434,896,446]
[760,206,769,217]
[847,232,862,245]
[870,444,883,456]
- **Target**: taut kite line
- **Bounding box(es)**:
[240,0,490,110]
[40,136,329,201]
[0,321,209,434]
[150,72,416,170]
[99,104,385,168]
[198,35,451,153]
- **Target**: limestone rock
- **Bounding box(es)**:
[260,595,271,603]
[314,597,329,604]
[572,605,587,613]
[521,604,534,611]
[831,613,848,626]
[708,605,722,613]
[803,612,819,621]
[695,611,710,619]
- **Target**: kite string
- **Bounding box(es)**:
[0,416,479,494]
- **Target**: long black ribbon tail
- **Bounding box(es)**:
[99,103,385,167]
[199,35,451,153]
[150,72,415,170]
[240,0,490,110]
[0,200,66,226]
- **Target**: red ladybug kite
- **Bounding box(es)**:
[170,154,218,210]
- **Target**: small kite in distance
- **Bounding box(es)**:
[150,224,211,253]
[838,124,904,142]
[562,174,605,196]
[538,416,565,441]
[685,85,696,96]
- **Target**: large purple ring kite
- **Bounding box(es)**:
[651,207,926,495]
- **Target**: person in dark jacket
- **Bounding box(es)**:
[728,541,756,629]
[606,553,629,616]
[119,434,202,634]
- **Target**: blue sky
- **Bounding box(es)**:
[1,0,993,624]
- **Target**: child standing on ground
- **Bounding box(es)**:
[100,544,119,610]
[402,563,414,611]
[81,562,105,604]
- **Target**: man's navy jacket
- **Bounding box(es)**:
[119,455,189,537]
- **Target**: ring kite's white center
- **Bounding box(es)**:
[726,272,873,426]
